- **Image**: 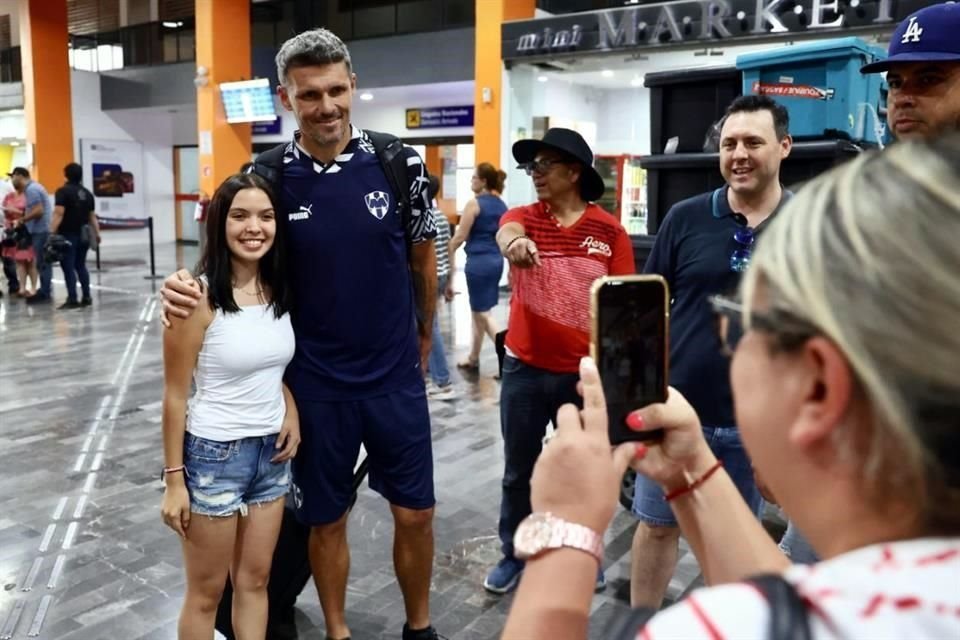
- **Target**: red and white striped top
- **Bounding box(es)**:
[638,538,960,640]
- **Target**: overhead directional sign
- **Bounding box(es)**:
[405,106,474,129]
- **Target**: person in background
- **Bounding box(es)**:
[859,3,960,142]
[630,95,794,606]
[449,162,507,372]
[9,167,53,305]
[51,163,101,309]
[426,174,457,401]
[502,135,960,640]
[484,128,635,595]
[161,172,299,640]
[1,177,33,297]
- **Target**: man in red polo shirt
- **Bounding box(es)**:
[483,128,635,594]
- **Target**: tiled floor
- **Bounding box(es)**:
[0,241,718,640]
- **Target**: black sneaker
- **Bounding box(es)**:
[59,300,81,310]
[26,294,51,305]
[402,623,446,640]
[80,297,92,307]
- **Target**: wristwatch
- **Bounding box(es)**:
[513,512,604,564]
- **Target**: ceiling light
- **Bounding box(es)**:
[601,69,615,78]
[537,75,548,83]
[162,21,184,28]
[630,76,644,87]
[359,92,373,101]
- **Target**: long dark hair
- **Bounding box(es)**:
[196,173,291,318]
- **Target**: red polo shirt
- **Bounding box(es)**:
[501,201,635,373]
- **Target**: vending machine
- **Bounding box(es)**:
[594,154,647,235]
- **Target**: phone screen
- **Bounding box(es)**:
[593,277,669,443]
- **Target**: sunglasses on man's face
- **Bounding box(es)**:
[518,158,563,176]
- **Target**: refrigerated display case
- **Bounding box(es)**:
[594,154,647,234]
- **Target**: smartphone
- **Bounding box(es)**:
[590,275,670,444]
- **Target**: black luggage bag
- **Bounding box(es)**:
[215,457,370,640]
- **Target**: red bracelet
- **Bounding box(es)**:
[663,460,723,502]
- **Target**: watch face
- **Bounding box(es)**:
[514,513,555,559]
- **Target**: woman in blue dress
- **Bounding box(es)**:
[450,162,507,371]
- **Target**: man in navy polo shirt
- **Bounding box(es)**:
[629,95,792,608]
[860,2,960,141]
[161,28,440,640]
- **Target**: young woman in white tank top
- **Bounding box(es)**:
[160,173,298,640]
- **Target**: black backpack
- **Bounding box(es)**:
[249,129,418,258]
[607,574,812,640]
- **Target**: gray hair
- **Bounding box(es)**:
[741,134,960,534]
[275,28,352,86]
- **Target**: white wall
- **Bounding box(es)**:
[71,70,178,245]
[595,87,650,156]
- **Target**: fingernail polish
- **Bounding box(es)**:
[635,443,647,459]
[626,413,644,430]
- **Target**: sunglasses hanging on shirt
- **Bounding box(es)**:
[730,212,755,273]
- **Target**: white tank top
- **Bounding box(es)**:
[187,302,295,442]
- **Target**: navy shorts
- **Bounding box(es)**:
[291,382,435,525]
[632,425,764,526]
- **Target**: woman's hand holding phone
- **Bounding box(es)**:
[625,389,717,494]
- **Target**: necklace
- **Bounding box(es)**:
[233,280,263,296]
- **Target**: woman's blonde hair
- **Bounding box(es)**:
[741,135,960,534]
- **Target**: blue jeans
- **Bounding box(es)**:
[183,432,291,517]
[30,231,51,298]
[780,519,819,564]
[633,425,765,526]
[498,356,581,559]
[60,232,90,303]
[428,274,451,386]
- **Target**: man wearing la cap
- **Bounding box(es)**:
[483,128,635,594]
[860,2,960,141]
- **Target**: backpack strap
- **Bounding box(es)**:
[364,129,414,257]
[748,574,813,640]
[249,143,288,196]
[608,574,811,640]
[605,606,658,640]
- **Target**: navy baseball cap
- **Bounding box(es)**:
[861,3,960,73]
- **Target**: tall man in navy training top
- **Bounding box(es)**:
[629,95,793,609]
[160,29,441,640]
[859,2,960,142]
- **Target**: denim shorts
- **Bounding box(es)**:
[183,432,291,517]
[632,425,764,526]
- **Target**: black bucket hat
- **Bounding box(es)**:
[512,128,606,202]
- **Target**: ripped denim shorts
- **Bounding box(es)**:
[183,432,291,517]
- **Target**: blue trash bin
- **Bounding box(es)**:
[736,38,887,144]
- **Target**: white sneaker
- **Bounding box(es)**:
[428,384,457,401]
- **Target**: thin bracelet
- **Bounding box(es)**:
[664,460,723,502]
[161,465,186,481]
[505,234,529,251]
